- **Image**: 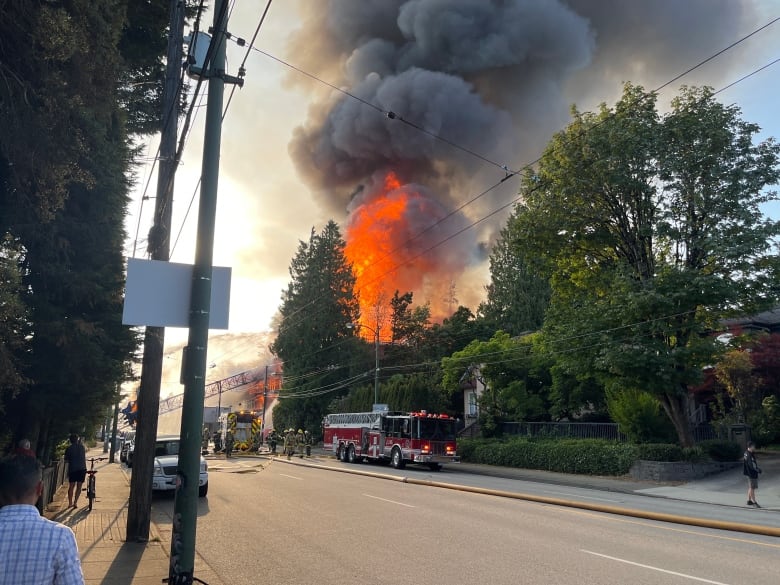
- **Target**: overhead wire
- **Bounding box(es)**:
[170,0,273,256]
[130,0,208,258]
[250,16,780,335]
[155,9,780,398]
[267,44,780,398]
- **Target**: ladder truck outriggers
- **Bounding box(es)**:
[322,409,459,470]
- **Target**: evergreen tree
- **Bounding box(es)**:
[271,221,361,433]
[0,1,173,455]
[478,215,550,336]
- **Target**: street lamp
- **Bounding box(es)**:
[347,322,380,409]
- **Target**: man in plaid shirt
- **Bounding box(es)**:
[0,454,84,584]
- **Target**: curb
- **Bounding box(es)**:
[272,456,780,538]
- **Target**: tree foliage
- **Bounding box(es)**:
[441,331,552,435]
[514,84,780,446]
[0,1,177,457]
[271,221,361,433]
[478,212,550,336]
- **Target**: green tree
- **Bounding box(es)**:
[0,238,28,418]
[0,1,174,456]
[441,331,552,435]
[478,213,550,336]
[271,221,361,433]
[515,84,780,447]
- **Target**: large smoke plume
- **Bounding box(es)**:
[283,0,757,317]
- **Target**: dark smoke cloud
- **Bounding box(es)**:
[287,0,596,214]
[283,0,759,311]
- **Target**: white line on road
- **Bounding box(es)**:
[581,550,732,584]
[363,494,416,508]
[279,473,303,480]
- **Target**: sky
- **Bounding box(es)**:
[124,0,780,399]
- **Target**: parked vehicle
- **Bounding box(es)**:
[152,435,209,497]
[120,431,135,464]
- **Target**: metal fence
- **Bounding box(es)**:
[466,421,725,444]
[500,421,627,441]
[38,458,67,513]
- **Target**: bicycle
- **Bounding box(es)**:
[85,456,107,511]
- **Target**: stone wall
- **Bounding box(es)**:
[629,460,740,482]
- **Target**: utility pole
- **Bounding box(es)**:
[109,395,120,463]
[170,1,241,582]
[127,0,184,543]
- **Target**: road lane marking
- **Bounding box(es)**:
[560,508,780,549]
[279,473,302,480]
[581,550,732,584]
[363,494,416,508]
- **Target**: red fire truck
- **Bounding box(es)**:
[322,410,459,470]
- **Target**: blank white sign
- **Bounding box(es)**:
[122,258,231,329]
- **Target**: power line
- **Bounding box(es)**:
[156,12,780,396]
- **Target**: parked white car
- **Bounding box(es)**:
[152,435,209,497]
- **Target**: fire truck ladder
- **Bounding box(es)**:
[158,370,259,415]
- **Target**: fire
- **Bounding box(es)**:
[344,171,445,336]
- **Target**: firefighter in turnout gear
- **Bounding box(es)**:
[284,428,296,460]
[268,429,278,454]
[225,429,234,458]
[303,430,312,457]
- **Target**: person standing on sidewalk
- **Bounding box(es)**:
[743,441,762,507]
[0,454,85,584]
[64,434,87,509]
[12,439,35,458]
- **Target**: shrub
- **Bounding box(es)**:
[605,387,676,443]
[457,437,638,476]
[636,443,685,462]
[697,440,741,462]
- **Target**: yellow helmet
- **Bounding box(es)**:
[297,429,303,434]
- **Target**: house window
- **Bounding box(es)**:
[468,392,478,417]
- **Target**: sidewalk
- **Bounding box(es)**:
[451,452,780,510]
[44,456,224,585]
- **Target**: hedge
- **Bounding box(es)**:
[457,438,742,475]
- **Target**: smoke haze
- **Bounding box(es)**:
[282,0,757,319]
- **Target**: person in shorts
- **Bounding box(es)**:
[64,434,87,509]
[743,441,762,507]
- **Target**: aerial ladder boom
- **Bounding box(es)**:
[158,370,258,415]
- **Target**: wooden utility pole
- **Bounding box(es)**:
[127,0,184,542]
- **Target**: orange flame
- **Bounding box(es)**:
[344,171,442,337]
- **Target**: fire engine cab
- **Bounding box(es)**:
[322,409,459,470]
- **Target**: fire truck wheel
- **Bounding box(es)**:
[390,447,405,470]
[339,444,348,462]
[347,444,358,464]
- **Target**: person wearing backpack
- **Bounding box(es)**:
[743,441,762,507]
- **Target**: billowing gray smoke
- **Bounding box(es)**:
[283,0,757,314]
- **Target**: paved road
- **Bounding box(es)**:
[311,457,780,532]
[149,456,780,585]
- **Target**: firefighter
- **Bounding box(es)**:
[214,431,223,453]
[268,429,278,454]
[201,426,211,454]
[284,428,296,460]
[304,430,312,457]
[225,429,234,458]
[297,429,305,458]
